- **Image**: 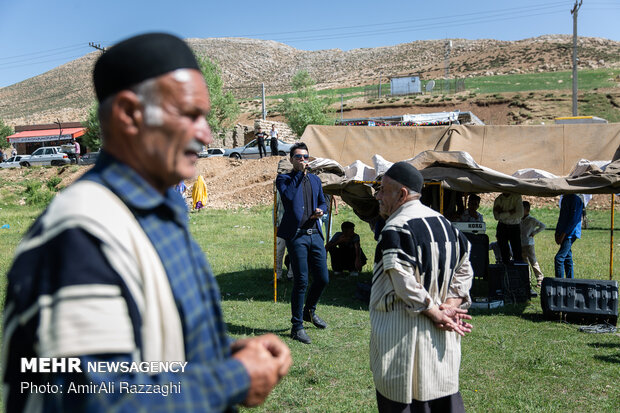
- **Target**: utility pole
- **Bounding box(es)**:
[341,94,344,120]
[88,42,106,52]
[378,71,382,98]
[571,0,582,116]
[444,40,452,94]
[261,83,266,120]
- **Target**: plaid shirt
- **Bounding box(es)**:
[2,152,249,412]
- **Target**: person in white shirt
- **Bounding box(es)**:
[493,192,523,263]
[520,201,546,287]
[269,124,279,156]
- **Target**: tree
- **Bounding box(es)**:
[197,56,240,134]
[282,70,335,136]
[0,118,14,150]
[81,102,102,152]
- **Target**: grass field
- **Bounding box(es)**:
[266,68,620,101]
[1,200,619,412]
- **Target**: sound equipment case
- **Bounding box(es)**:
[488,263,531,303]
[541,278,618,325]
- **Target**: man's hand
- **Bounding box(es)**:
[423,305,472,337]
[232,334,292,407]
[310,208,324,220]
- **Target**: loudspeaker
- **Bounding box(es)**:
[541,278,618,325]
[488,263,530,303]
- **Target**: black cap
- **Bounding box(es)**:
[93,32,200,102]
[384,161,424,193]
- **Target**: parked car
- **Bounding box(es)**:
[20,146,71,167]
[198,148,225,158]
[0,155,25,168]
[206,148,225,157]
[223,139,293,159]
[78,151,100,165]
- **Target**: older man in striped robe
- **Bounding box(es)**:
[371,162,474,413]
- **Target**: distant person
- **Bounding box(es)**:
[274,190,293,281]
[325,221,367,276]
[493,192,523,263]
[321,194,339,237]
[73,139,81,164]
[11,148,17,157]
[459,194,484,222]
[276,142,330,344]
[270,124,279,156]
[256,126,267,158]
[555,194,584,278]
[371,161,473,413]
[520,201,546,287]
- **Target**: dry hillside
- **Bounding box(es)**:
[1,35,619,125]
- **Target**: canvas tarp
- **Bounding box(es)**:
[301,123,620,176]
[300,150,620,222]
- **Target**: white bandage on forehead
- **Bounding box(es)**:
[171,69,192,83]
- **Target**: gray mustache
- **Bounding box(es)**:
[186,139,203,153]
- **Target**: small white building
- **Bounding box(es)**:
[390,73,421,96]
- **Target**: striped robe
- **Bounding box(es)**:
[370,200,473,403]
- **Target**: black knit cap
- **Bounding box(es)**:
[384,161,424,193]
[93,32,200,103]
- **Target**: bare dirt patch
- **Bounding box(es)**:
[2,158,617,211]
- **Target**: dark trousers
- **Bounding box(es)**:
[329,245,356,272]
[286,232,329,331]
[376,390,465,413]
[270,142,278,156]
[496,222,522,263]
[257,141,266,158]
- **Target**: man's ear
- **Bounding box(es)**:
[399,186,409,202]
[112,90,142,136]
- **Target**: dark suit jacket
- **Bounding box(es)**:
[276,170,327,240]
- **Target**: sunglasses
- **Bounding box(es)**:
[293,154,310,160]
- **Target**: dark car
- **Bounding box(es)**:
[79,151,100,165]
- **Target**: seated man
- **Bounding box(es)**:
[325,221,367,276]
[460,194,484,222]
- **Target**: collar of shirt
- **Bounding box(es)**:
[85,151,188,227]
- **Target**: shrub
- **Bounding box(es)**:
[46,177,62,192]
[24,181,54,207]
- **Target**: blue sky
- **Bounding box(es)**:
[0,0,618,88]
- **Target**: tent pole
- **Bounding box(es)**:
[326,195,333,244]
[611,194,615,281]
[273,189,278,302]
[440,183,444,215]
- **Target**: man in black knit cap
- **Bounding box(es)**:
[2,32,290,412]
[370,161,474,413]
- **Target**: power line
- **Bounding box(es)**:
[273,9,567,44]
[0,43,86,61]
[230,2,568,40]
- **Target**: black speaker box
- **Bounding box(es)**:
[541,278,618,325]
[488,263,530,303]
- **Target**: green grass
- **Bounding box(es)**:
[265,68,620,103]
[1,202,619,412]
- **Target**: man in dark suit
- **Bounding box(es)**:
[276,142,329,344]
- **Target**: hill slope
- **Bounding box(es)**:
[1,35,619,125]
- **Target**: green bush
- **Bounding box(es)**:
[46,177,62,192]
[24,181,54,207]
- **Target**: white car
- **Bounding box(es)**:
[198,148,225,158]
[0,156,25,168]
[20,146,71,167]
[224,139,292,159]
